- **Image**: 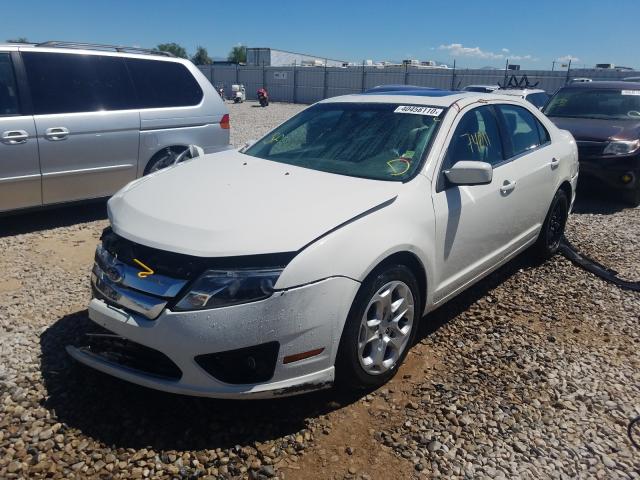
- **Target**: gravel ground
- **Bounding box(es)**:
[0,101,638,480]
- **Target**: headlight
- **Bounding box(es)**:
[174,268,282,311]
[603,139,640,156]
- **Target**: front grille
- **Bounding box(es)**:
[577,141,606,159]
[77,324,182,380]
[101,228,297,281]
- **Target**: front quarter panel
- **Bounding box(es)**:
[275,176,437,314]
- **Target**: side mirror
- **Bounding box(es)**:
[444,161,493,186]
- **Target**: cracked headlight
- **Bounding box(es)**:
[603,139,640,156]
[174,268,282,310]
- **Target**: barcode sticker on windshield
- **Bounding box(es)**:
[621,90,640,96]
[394,105,443,116]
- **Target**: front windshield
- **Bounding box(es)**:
[544,88,640,120]
[244,102,444,181]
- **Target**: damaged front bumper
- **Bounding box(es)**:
[68,276,360,399]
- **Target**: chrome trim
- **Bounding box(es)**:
[92,270,166,319]
[95,244,188,298]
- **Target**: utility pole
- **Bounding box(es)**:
[451,59,456,90]
[502,59,509,87]
[551,60,556,72]
[361,60,366,93]
[565,59,572,85]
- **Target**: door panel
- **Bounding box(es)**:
[432,161,527,300]
[431,104,519,302]
[22,51,140,205]
[0,52,41,212]
[0,115,41,211]
[35,111,139,203]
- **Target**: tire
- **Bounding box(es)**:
[621,185,640,207]
[336,264,421,390]
[144,146,188,175]
[534,188,569,259]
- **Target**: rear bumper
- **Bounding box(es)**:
[69,276,360,399]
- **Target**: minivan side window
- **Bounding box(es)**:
[497,104,547,157]
[0,54,20,116]
[125,58,203,108]
[23,52,136,115]
[445,105,504,169]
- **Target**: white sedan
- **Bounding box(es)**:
[67,87,579,398]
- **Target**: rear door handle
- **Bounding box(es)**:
[550,157,560,169]
[1,130,29,144]
[500,180,517,195]
[44,127,70,141]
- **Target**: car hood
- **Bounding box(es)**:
[108,150,401,257]
[547,116,640,142]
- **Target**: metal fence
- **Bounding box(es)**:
[198,64,635,104]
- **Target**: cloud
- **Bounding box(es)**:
[438,43,536,62]
[556,54,580,63]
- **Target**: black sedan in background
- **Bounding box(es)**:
[544,81,640,206]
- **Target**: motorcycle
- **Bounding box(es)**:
[232,84,246,103]
[257,88,269,107]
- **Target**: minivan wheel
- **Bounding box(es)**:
[144,146,188,175]
[534,188,569,258]
[336,264,420,390]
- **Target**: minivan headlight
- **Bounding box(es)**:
[174,268,282,310]
[603,139,640,156]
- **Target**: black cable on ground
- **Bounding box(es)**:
[559,238,640,292]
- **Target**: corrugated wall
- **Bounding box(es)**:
[199,65,635,104]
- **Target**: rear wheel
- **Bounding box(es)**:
[336,264,420,390]
[534,188,569,258]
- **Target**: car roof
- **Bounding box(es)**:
[560,80,640,90]
[495,89,546,96]
[0,42,181,62]
[320,89,523,108]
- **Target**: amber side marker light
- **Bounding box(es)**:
[283,348,325,364]
[621,173,633,184]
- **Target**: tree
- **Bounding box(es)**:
[156,42,188,59]
[227,45,246,64]
[191,46,213,65]
[7,37,29,43]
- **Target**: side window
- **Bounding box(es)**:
[0,54,20,115]
[22,52,136,115]
[125,58,203,108]
[445,105,504,169]
[496,104,543,157]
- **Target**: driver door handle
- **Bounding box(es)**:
[44,127,70,141]
[500,180,517,195]
[1,130,29,144]
[550,157,560,169]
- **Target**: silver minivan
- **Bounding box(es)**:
[0,41,229,213]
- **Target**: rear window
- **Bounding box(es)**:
[23,52,136,115]
[125,58,203,108]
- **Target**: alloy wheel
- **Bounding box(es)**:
[357,280,414,375]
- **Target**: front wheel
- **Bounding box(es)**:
[336,264,421,390]
[534,188,569,258]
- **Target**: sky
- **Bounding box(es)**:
[3,0,638,70]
